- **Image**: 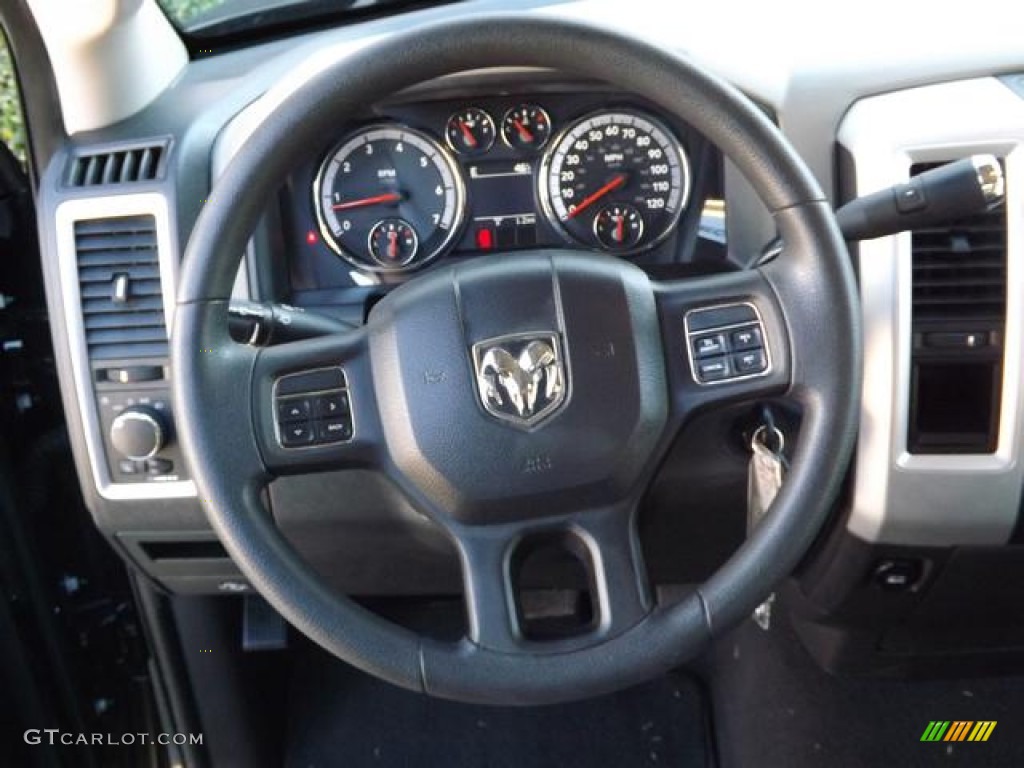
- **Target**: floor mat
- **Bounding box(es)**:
[285,640,710,768]
[707,596,1024,768]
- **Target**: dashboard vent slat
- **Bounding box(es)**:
[910,162,1007,321]
[66,142,167,188]
[74,215,167,361]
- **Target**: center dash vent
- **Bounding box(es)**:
[66,142,166,187]
[911,162,1007,321]
[75,215,168,360]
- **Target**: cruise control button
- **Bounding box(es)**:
[316,417,352,443]
[313,392,349,418]
[276,398,311,423]
[730,325,763,351]
[692,333,727,358]
[281,420,315,447]
[733,349,767,374]
[696,357,731,382]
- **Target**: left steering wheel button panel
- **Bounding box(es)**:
[273,367,353,448]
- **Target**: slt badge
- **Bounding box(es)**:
[472,333,567,428]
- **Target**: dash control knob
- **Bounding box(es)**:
[110,407,166,461]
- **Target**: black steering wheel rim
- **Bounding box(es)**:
[172,15,861,705]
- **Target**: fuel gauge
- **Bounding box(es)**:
[368,218,419,268]
[593,204,644,251]
[502,104,552,151]
[445,108,495,156]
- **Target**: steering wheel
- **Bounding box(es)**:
[172,15,860,705]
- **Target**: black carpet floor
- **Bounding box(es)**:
[707,596,1024,768]
[285,641,711,768]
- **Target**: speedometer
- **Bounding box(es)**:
[538,110,690,253]
[315,125,466,271]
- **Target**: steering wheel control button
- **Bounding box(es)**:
[275,367,345,396]
[685,303,771,385]
[685,303,758,332]
[733,349,767,375]
[313,392,349,418]
[316,417,353,443]
[277,398,311,422]
[693,333,727,358]
[273,367,353,448]
[696,357,731,382]
[280,421,315,447]
[730,325,763,351]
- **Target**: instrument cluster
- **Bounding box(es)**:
[310,94,695,273]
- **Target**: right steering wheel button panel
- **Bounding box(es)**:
[685,304,770,385]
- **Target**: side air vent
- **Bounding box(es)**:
[911,162,1007,320]
[75,215,168,360]
[908,160,1007,454]
[66,143,166,187]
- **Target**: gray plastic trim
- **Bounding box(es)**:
[838,76,1024,546]
[54,194,196,500]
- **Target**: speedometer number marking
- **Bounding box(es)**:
[539,111,690,253]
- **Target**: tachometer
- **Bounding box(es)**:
[315,125,466,271]
[538,110,689,253]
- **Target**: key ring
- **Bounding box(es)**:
[751,424,785,455]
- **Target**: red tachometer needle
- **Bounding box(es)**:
[567,174,626,219]
[331,192,401,211]
[513,118,534,142]
[459,121,478,148]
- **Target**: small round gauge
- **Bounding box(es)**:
[368,218,418,268]
[315,125,465,271]
[501,104,552,151]
[593,203,643,250]
[538,110,690,254]
[445,107,495,156]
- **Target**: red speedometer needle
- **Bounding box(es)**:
[567,174,626,219]
[331,192,401,211]
[513,118,533,142]
[458,121,478,148]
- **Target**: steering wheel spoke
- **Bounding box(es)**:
[251,329,380,475]
[655,268,792,420]
[456,505,651,656]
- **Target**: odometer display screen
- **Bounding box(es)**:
[539,110,690,253]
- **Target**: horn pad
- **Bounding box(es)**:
[367,251,668,524]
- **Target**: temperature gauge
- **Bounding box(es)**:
[502,104,552,151]
[593,204,644,250]
[445,108,495,156]
[368,218,419,268]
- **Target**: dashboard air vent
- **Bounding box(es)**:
[911,162,1007,320]
[66,143,166,187]
[908,160,1006,455]
[75,215,168,360]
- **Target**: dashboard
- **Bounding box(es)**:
[280,85,725,306]
[23,0,1024,678]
